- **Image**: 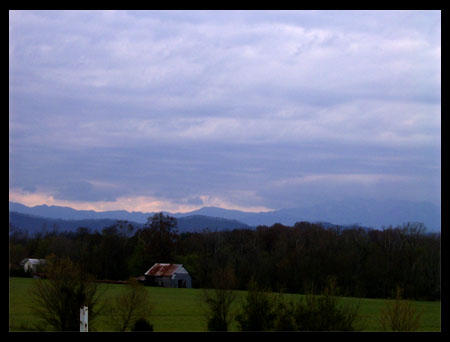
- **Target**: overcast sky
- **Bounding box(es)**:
[9,10,441,213]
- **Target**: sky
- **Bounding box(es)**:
[9,10,441,213]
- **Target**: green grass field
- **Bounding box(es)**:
[9,277,441,332]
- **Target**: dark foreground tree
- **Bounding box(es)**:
[28,254,103,331]
[107,278,153,331]
[292,279,363,331]
[236,279,278,331]
[201,266,237,331]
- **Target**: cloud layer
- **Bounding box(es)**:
[9,10,441,212]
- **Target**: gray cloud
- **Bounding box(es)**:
[9,10,441,210]
[52,180,117,202]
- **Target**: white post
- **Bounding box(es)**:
[80,306,88,332]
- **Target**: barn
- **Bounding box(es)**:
[144,263,192,288]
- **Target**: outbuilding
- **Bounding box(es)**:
[20,258,46,273]
[144,263,192,288]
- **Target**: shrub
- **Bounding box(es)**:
[293,294,360,331]
[378,287,423,331]
[237,278,362,332]
[292,279,362,331]
[273,297,297,331]
[236,279,277,331]
[9,267,32,278]
[132,318,154,331]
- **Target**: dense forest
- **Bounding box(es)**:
[9,213,440,301]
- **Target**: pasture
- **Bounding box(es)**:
[9,277,441,332]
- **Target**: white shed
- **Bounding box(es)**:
[20,258,46,273]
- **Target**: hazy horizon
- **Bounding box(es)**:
[9,196,441,215]
[10,10,441,214]
[9,197,441,232]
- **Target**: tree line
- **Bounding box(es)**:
[10,213,440,300]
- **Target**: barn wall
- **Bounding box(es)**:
[172,272,192,288]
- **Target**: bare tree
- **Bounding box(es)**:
[107,278,153,331]
[378,287,423,331]
[28,254,103,331]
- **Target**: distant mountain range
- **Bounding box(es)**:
[9,198,441,233]
[9,211,252,234]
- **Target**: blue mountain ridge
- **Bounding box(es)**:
[9,211,251,234]
[9,198,441,232]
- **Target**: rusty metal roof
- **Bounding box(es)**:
[144,263,181,277]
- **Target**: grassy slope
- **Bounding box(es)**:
[9,277,441,332]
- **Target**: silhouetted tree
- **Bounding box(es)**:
[201,266,237,331]
[107,278,153,331]
[137,213,178,267]
[236,279,278,331]
[28,255,103,331]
